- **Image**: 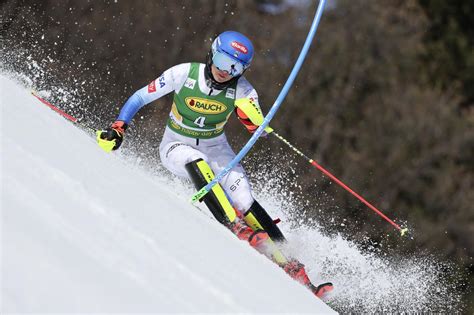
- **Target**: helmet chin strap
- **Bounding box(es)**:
[204,51,243,90]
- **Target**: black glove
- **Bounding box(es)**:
[96,120,128,152]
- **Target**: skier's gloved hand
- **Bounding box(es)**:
[235,98,273,137]
[96,120,128,152]
[236,107,259,133]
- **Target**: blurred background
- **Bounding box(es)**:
[1,0,473,312]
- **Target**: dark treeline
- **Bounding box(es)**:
[1,0,473,311]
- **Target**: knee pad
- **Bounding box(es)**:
[243,200,286,243]
[185,158,237,226]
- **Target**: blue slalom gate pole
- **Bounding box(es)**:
[191,0,327,203]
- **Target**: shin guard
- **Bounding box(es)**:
[243,200,286,242]
[185,158,237,226]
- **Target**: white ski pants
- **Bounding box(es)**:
[159,127,254,212]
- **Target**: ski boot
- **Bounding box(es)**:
[283,259,333,298]
[230,219,269,249]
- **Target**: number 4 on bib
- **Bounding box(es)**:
[194,116,206,127]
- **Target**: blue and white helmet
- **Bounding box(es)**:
[211,31,254,77]
[205,31,254,89]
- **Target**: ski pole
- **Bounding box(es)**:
[32,91,95,132]
[271,131,409,236]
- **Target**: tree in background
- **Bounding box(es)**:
[418,0,474,108]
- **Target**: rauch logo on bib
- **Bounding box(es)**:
[185,97,227,114]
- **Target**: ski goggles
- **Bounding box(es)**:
[212,50,246,77]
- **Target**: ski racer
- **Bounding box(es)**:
[96,30,332,298]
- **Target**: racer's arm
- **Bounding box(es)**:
[235,100,260,133]
[97,63,189,152]
[117,63,189,124]
[234,78,271,135]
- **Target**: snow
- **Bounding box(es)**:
[1,74,336,313]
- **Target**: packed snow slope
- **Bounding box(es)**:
[0,75,336,313]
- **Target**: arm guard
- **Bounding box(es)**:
[235,98,273,134]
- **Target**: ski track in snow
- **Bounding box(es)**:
[1,69,464,313]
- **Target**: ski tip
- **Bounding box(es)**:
[311,282,334,299]
[400,227,409,237]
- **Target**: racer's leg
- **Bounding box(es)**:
[204,139,285,242]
